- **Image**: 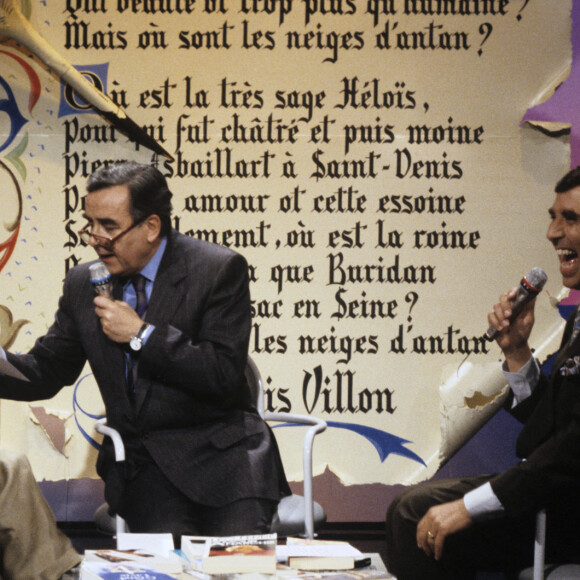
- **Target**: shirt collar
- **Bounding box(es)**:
[123,236,167,287]
[141,236,167,282]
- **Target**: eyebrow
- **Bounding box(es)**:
[562,209,580,220]
[81,214,120,228]
[549,207,580,220]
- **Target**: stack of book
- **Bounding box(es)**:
[278,537,364,571]
[182,533,278,574]
[79,532,392,578]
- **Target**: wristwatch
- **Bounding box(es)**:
[129,323,150,352]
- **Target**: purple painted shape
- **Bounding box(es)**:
[559,288,580,304]
[521,3,579,165]
[39,478,105,522]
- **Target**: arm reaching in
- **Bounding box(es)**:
[416,500,473,561]
[416,287,538,561]
[487,286,536,372]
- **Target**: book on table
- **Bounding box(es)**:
[80,561,180,579]
[83,548,182,575]
[278,537,364,571]
[181,533,277,574]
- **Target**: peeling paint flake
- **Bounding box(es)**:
[436,302,565,470]
[438,361,509,465]
[464,390,505,409]
[28,405,72,456]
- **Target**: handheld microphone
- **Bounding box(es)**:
[89,261,113,299]
[484,267,547,341]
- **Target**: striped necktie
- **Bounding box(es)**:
[126,275,148,402]
[133,274,148,317]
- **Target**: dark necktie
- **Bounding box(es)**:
[127,275,148,402]
[133,274,148,318]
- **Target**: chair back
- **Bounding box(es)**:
[95,355,327,539]
[518,509,580,580]
[244,355,327,538]
[245,355,265,416]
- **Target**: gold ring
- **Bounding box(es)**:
[427,531,435,540]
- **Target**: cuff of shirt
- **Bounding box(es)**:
[141,324,155,346]
[502,356,540,407]
[464,482,504,521]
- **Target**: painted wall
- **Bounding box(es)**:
[0,0,575,521]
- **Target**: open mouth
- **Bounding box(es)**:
[557,249,580,283]
[557,248,578,263]
[97,251,115,262]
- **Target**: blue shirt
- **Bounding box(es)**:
[122,237,167,344]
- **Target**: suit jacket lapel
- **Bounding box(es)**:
[134,238,188,413]
[113,277,124,301]
[91,275,140,415]
[88,311,131,413]
[550,306,580,378]
[144,259,187,326]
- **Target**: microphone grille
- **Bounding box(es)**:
[526,267,548,291]
[89,261,110,283]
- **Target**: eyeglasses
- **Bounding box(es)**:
[78,217,147,252]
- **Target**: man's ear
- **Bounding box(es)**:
[145,214,162,242]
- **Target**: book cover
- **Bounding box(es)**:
[80,561,179,579]
[281,538,363,571]
[116,532,175,559]
[83,549,182,575]
[182,533,277,574]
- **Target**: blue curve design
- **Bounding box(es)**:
[326,421,426,466]
[273,420,426,467]
[0,76,28,153]
[71,368,426,467]
[72,373,104,450]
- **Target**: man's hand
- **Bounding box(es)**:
[487,286,535,373]
[94,296,143,343]
[416,499,472,561]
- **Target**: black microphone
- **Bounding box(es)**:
[484,267,548,341]
[89,261,113,299]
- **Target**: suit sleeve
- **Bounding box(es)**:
[490,314,580,517]
[490,403,580,517]
[138,251,251,406]
[0,269,88,401]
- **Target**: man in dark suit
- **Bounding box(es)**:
[0,161,289,536]
[385,166,580,579]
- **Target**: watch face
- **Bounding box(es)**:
[130,336,142,351]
